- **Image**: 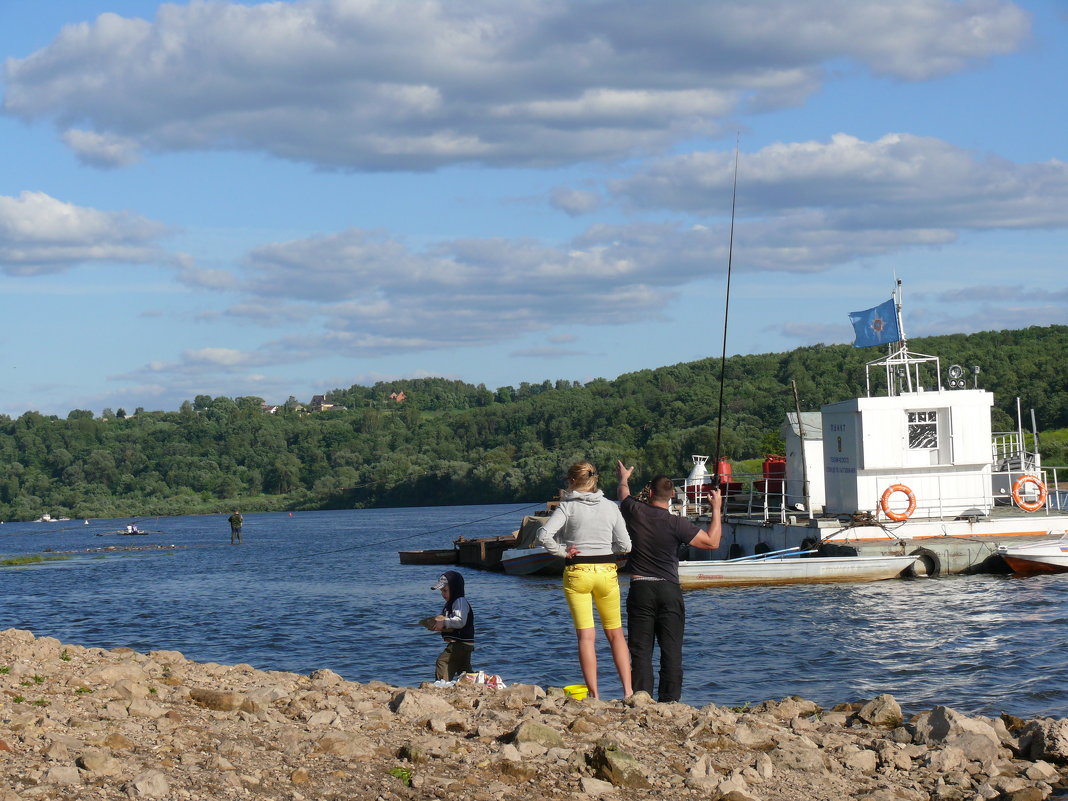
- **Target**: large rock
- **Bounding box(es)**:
[510,720,564,749]
[124,770,170,798]
[45,765,81,785]
[769,740,826,773]
[751,696,819,722]
[189,687,247,712]
[389,689,455,720]
[913,706,1000,749]
[314,731,375,759]
[76,748,123,776]
[589,743,650,789]
[87,663,148,684]
[1020,718,1068,764]
[856,694,903,728]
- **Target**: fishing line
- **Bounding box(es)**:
[712,138,740,487]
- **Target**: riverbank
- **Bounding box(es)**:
[2,629,1067,800]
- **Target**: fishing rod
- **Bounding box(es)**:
[711,139,740,490]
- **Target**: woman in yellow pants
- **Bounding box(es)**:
[538,462,632,699]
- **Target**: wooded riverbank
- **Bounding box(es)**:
[2,324,1066,522]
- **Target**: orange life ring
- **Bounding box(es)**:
[1011,475,1047,512]
[880,484,916,521]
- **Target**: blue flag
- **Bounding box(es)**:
[848,299,900,348]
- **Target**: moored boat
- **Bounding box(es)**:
[677,552,920,589]
[676,283,1068,578]
[997,533,1068,575]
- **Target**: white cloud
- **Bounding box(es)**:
[2,0,1030,170]
[550,187,601,216]
[615,134,1068,226]
[182,347,251,367]
[509,346,585,359]
[61,129,141,168]
[0,191,176,275]
[191,129,1067,360]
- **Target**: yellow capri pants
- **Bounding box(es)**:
[563,563,622,630]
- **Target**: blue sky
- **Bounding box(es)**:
[1,0,1066,417]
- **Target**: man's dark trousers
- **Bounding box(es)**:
[626,579,685,702]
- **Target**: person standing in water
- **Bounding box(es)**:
[228,510,243,544]
[538,461,633,700]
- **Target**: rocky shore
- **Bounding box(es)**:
[2,628,1067,801]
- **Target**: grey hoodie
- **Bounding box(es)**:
[537,490,631,559]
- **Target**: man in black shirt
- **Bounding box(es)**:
[617,460,721,702]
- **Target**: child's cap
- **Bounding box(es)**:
[431,574,448,591]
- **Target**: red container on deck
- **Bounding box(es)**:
[761,455,786,493]
[715,459,732,482]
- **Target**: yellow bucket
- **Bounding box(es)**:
[563,684,588,700]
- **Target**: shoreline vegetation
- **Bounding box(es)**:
[2,628,1067,800]
[1,325,1066,524]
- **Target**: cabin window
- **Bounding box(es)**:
[907,410,938,449]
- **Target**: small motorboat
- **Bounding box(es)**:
[997,532,1068,575]
[677,548,920,589]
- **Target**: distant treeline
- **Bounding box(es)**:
[1,325,1066,522]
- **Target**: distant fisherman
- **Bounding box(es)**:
[228,510,243,544]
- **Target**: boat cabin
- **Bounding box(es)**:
[818,388,994,519]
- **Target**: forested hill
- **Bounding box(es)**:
[2,325,1066,522]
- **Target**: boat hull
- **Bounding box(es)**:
[677,555,919,589]
[997,534,1068,575]
[398,548,457,566]
[500,548,563,576]
[1000,555,1068,575]
[500,548,630,576]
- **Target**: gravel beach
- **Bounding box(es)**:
[2,628,1067,800]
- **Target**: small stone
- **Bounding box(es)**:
[45,765,81,786]
[510,720,564,749]
[624,691,654,708]
[580,776,617,795]
[189,688,246,711]
[124,770,170,798]
[76,748,123,776]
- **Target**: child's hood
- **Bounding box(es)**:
[433,569,465,598]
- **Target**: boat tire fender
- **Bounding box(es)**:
[1011,475,1047,512]
[881,484,917,521]
[907,547,941,578]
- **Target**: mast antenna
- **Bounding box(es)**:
[712,138,739,487]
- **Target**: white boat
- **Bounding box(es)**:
[677,553,920,589]
[997,533,1068,575]
[674,283,1068,578]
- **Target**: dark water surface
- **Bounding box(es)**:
[3,506,1067,719]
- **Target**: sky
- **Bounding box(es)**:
[1,0,1066,418]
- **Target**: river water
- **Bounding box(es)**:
[2,505,1067,719]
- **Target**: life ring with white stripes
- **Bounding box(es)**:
[880,484,916,521]
[1011,475,1047,512]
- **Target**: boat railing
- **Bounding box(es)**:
[677,464,1065,523]
[991,431,1039,472]
[869,466,1056,521]
[678,469,794,523]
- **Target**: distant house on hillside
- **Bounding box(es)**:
[310,394,334,412]
[261,403,281,414]
[389,391,407,403]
